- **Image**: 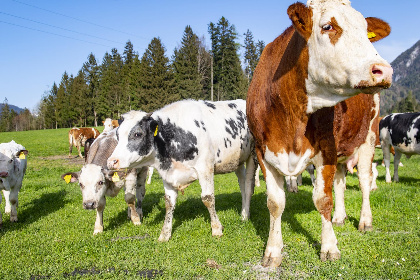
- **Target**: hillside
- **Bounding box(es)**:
[0,103,24,114]
[380,40,420,114]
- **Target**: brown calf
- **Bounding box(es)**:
[68,127,100,158]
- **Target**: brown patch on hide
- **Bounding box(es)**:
[321,17,343,45]
[366,17,391,43]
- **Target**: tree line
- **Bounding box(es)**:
[0,17,265,132]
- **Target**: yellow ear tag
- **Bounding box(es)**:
[353,167,358,173]
[64,174,72,184]
[19,152,26,159]
[367,32,376,39]
[112,172,120,182]
[154,125,159,137]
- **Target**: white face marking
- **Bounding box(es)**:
[305,0,390,113]
[78,164,107,204]
[264,147,312,176]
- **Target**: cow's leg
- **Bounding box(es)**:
[371,163,378,191]
[146,167,153,184]
[7,187,20,222]
[3,190,11,214]
[393,150,402,182]
[198,171,223,237]
[77,143,83,159]
[261,160,285,267]
[332,163,347,226]
[93,198,106,235]
[124,169,144,226]
[313,164,340,261]
[158,181,178,241]
[356,139,375,231]
[307,164,316,187]
[239,156,257,221]
[255,165,261,187]
[135,167,148,222]
[381,142,392,183]
[235,163,247,218]
[286,175,298,193]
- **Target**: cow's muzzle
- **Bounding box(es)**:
[355,64,393,94]
[83,201,97,210]
[0,172,9,178]
[107,158,120,170]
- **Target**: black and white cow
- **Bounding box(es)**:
[0,140,28,226]
[62,129,149,235]
[380,112,420,183]
[107,99,257,241]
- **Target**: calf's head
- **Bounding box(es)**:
[62,164,124,210]
[288,0,393,111]
[107,111,157,170]
[0,149,28,187]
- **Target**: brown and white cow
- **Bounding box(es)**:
[246,0,392,267]
[68,127,100,159]
[102,118,120,133]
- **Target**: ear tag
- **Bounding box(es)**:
[353,167,358,173]
[19,152,26,159]
[64,175,72,184]
[367,32,376,39]
[112,172,120,182]
[154,125,159,137]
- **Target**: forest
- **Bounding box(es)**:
[0,17,265,132]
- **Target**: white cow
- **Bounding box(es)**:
[107,99,257,241]
[0,140,28,226]
[62,129,148,235]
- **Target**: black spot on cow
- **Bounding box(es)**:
[201,121,206,131]
[224,138,232,148]
[194,120,200,128]
[127,119,155,157]
[228,103,237,109]
[153,117,199,170]
[217,149,220,157]
[204,101,216,110]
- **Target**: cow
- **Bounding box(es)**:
[0,140,28,226]
[102,118,119,133]
[107,99,257,241]
[62,129,148,235]
[68,127,100,159]
[246,0,392,267]
[83,138,96,162]
[379,112,420,183]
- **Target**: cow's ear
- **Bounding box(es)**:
[287,2,313,41]
[61,172,79,184]
[366,17,391,43]
[149,119,159,137]
[16,150,28,159]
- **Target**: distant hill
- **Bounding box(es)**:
[380,40,420,114]
[0,103,25,114]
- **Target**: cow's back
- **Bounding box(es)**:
[381,113,420,149]
[154,99,252,174]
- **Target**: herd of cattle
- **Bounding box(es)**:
[1,0,420,268]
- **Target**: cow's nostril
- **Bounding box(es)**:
[372,65,383,76]
[83,201,96,209]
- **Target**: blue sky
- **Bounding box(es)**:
[1,0,419,110]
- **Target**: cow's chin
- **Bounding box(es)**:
[354,80,392,95]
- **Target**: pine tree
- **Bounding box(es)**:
[82,53,99,126]
[122,41,137,112]
[208,17,247,100]
[243,29,258,83]
[0,102,10,132]
[55,72,72,128]
[172,26,203,100]
[256,40,266,58]
[136,37,176,112]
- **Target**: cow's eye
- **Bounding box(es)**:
[134,132,141,137]
[9,159,13,163]
[98,181,104,185]
[322,24,333,31]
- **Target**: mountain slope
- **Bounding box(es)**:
[380,40,420,114]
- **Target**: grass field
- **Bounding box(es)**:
[0,128,419,279]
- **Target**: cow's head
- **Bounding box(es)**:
[288,0,393,112]
[0,148,28,188]
[102,118,113,133]
[61,164,126,210]
[107,110,157,170]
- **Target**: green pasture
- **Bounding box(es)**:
[0,128,419,279]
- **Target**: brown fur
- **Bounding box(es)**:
[68,127,100,158]
[366,17,391,43]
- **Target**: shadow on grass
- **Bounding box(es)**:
[0,190,70,235]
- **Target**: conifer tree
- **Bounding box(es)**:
[173,26,203,100]
[82,53,99,126]
[136,37,176,112]
[55,72,72,127]
[208,17,247,100]
[243,29,258,83]
[122,41,137,112]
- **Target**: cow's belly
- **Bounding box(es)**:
[162,160,199,190]
[394,142,420,155]
[264,147,312,176]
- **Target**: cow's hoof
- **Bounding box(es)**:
[131,216,141,225]
[241,210,249,221]
[4,208,11,214]
[261,255,282,267]
[320,251,341,262]
[358,224,373,232]
[93,227,103,235]
[158,234,171,242]
[211,226,223,237]
[332,220,345,226]
[10,216,17,222]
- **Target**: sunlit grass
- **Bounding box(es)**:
[0,130,419,279]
